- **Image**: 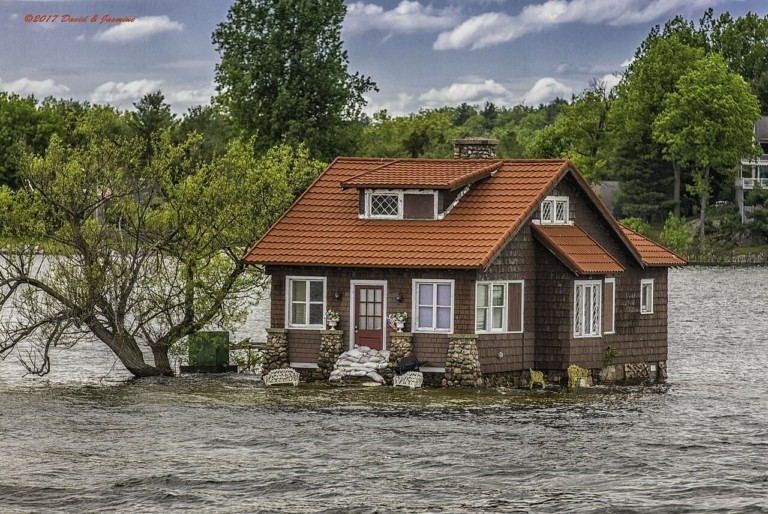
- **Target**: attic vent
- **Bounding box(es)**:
[453,138,499,160]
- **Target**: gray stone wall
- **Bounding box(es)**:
[317,330,343,380]
[443,334,484,387]
[262,328,289,374]
[386,333,414,382]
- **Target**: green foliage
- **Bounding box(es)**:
[0,93,67,189]
[128,91,176,164]
[619,217,652,237]
[212,0,376,160]
[526,80,614,182]
[603,345,621,367]
[652,52,761,245]
[610,36,706,220]
[659,212,694,254]
[0,108,307,378]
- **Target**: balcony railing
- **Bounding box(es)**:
[737,177,768,189]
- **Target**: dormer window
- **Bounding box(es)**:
[364,189,438,219]
[369,192,399,218]
[541,196,569,224]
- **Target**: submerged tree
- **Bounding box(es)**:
[0,109,323,377]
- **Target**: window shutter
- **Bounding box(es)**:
[603,279,615,333]
[507,282,523,332]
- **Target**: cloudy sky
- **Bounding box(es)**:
[0,0,764,116]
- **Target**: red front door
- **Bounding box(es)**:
[355,285,384,350]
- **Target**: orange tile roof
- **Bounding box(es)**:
[340,159,503,190]
[620,225,688,267]
[531,224,625,275]
[243,157,686,270]
[244,157,569,269]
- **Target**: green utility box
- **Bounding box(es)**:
[182,331,237,372]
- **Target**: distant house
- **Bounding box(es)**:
[736,116,768,222]
[244,139,686,386]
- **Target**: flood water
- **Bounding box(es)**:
[1,267,767,513]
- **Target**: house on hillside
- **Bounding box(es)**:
[244,139,686,387]
[736,116,768,222]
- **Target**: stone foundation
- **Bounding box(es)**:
[385,333,413,382]
[262,328,289,375]
[442,334,483,387]
[317,330,344,380]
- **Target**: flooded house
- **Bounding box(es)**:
[243,139,686,387]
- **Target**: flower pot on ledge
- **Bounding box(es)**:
[395,321,405,332]
[328,321,338,329]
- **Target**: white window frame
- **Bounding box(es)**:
[574,280,602,338]
[364,189,437,219]
[475,280,524,334]
[604,277,616,335]
[367,190,400,219]
[412,279,454,333]
[640,278,654,314]
[540,196,570,225]
[286,276,326,329]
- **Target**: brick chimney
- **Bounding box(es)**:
[453,137,499,159]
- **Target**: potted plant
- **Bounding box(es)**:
[387,312,408,332]
[325,309,340,329]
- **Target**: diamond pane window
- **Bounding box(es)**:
[370,194,399,217]
[541,196,569,224]
[541,202,553,223]
[574,281,601,337]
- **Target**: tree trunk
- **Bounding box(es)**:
[92,327,170,378]
[673,160,681,218]
[698,167,710,252]
[150,344,174,376]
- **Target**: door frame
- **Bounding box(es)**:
[349,280,388,351]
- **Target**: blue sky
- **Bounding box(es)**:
[0,0,765,116]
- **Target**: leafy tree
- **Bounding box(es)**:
[744,186,768,243]
[175,104,236,164]
[0,108,321,378]
[652,53,761,247]
[659,212,694,255]
[619,217,653,237]
[610,36,706,219]
[212,0,376,160]
[0,93,64,189]
[128,91,176,163]
[526,80,614,182]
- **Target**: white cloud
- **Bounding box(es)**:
[9,13,19,20]
[93,15,183,44]
[75,33,86,42]
[418,78,512,107]
[598,72,622,91]
[167,85,215,105]
[363,91,417,116]
[91,79,163,104]
[521,77,572,105]
[345,1,462,35]
[434,0,727,50]
[0,77,70,97]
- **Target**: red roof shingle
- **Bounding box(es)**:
[620,225,688,267]
[340,159,502,190]
[531,224,625,275]
[243,157,686,271]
